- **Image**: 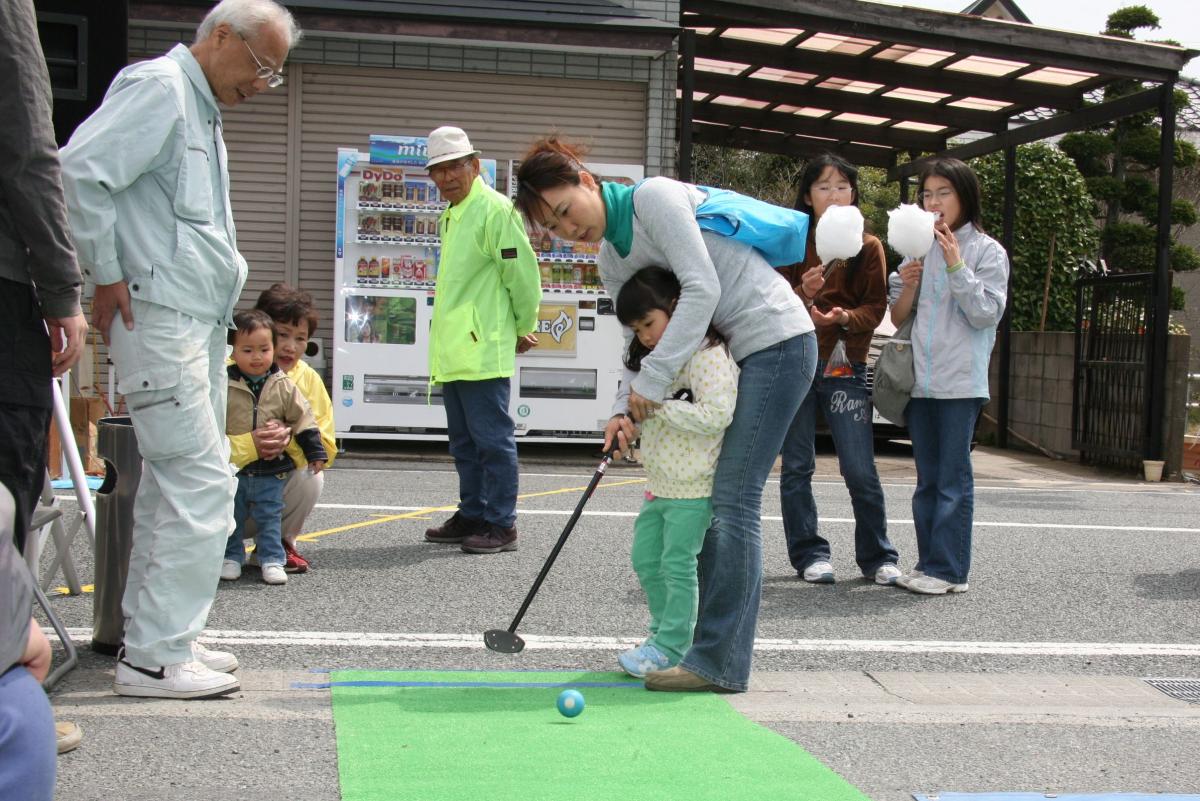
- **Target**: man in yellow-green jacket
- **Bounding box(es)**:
[423,127,541,555]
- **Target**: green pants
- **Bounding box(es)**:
[631,496,712,662]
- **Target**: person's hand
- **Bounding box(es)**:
[810,306,849,327]
[516,333,538,354]
[799,264,824,300]
[92,281,134,346]
[602,414,639,460]
[22,620,51,683]
[934,221,961,268]
[251,420,290,460]
[45,312,89,376]
[898,260,923,288]
[308,459,326,475]
[626,389,661,424]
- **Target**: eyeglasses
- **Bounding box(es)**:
[428,158,473,179]
[919,189,956,202]
[240,35,284,88]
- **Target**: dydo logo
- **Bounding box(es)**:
[537,310,574,344]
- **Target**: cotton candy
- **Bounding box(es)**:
[815,205,864,263]
[886,204,937,260]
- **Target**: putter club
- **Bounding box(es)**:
[484,438,622,653]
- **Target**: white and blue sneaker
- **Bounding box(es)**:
[802,560,835,584]
[618,643,671,678]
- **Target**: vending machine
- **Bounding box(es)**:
[332,137,641,443]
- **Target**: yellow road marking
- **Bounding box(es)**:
[52,584,94,596]
[296,476,645,542]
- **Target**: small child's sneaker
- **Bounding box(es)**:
[261,563,288,585]
[220,560,242,581]
[618,643,671,678]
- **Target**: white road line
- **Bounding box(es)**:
[51,627,1200,657]
[312,504,1200,534]
[335,466,1182,494]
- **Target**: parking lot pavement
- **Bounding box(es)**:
[42,439,1200,801]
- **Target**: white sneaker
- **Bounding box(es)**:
[220,560,242,581]
[261,563,288,585]
[114,659,240,699]
[192,641,238,673]
[873,563,904,586]
[905,574,969,595]
[895,569,924,589]
[802,560,835,583]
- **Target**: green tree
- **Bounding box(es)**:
[1057,5,1199,272]
[975,143,1098,331]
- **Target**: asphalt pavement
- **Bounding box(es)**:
[36,440,1200,801]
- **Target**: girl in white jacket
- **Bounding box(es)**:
[888,158,1009,596]
[614,266,738,678]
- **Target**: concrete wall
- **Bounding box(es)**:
[983,331,1192,479]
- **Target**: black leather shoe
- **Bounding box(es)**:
[461,523,518,554]
[425,512,485,543]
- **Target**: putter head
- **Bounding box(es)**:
[484,629,525,653]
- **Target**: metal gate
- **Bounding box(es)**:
[1072,272,1155,470]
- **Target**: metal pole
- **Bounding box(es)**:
[1147,81,1175,460]
[678,29,695,183]
[997,145,1017,449]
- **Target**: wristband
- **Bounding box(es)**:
[946,260,965,273]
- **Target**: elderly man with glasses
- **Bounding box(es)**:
[59,0,300,700]
[421,126,542,556]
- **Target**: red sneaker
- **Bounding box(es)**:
[283,540,310,573]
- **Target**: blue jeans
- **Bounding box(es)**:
[780,360,896,576]
[680,332,816,692]
[227,472,288,567]
[0,666,55,801]
[905,397,984,584]
[442,378,518,528]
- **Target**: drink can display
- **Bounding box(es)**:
[415,218,425,235]
[356,257,369,280]
[380,257,390,280]
[399,255,414,280]
[368,256,380,279]
[404,216,415,235]
[539,263,552,284]
[412,261,425,281]
[572,264,583,285]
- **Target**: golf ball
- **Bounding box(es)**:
[556,689,585,718]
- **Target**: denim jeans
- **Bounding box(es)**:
[780,360,896,577]
[631,496,712,663]
[905,397,984,584]
[442,378,518,528]
[227,472,288,567]
[680,332,816,692]
[0,666,55,801]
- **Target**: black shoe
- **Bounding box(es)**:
[424,512,485,543]
[461,523,518,554]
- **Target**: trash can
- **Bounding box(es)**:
[92,416,142,656]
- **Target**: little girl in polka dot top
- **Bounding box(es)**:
[612,265,739,680]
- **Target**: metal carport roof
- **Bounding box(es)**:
[674,0,1196,459]
[677,0,1196,176]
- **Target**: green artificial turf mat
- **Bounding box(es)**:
[330,669,871,801]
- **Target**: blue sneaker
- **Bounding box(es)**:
[618,643,671,678]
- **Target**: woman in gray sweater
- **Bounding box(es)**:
[516,137,816,692]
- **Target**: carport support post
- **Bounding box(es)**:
[1148,80,1175,461]
[997,145,1017,449]
[678,29,695,183]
